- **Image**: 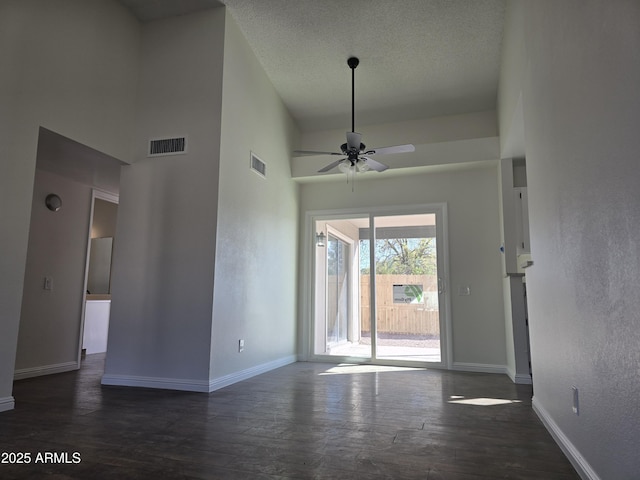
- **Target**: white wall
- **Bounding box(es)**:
[299,163,506,369]
[0,0,139,411]
[497,0,526,159]
[503,1,640,477]
[210,11,299,382]
[15,170,92,377]
[103,9,226,388]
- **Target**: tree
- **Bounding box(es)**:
[360,237,436,275]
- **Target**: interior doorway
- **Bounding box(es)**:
[14,128,123,381]
[312,206,450,367]
[81,191,118,357]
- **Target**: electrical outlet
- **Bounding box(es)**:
[458,286,470,296]
[238,339,244,353]
[572,386,579,415]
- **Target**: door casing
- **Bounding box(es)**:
[303,203,452,369]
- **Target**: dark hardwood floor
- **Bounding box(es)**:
[0,354,578,479]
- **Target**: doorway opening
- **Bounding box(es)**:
[14,128,122,381]
[312,206,449,367]
[81,191,118,358]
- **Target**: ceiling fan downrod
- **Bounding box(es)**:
[347,57,359,133]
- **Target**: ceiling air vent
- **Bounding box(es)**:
[250,152,266,178]
[148,136,187,157]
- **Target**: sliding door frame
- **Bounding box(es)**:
[303,203,452,369]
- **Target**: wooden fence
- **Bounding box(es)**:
[360,275,439,336]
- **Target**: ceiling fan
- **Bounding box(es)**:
[294,57,415,175]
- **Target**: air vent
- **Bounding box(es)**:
[148,136,187,157]
[250,152,266,177]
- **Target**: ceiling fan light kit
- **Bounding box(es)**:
[294,57,415,183]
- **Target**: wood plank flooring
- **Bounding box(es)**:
[0,355,579,479]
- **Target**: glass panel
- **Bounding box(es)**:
[327,234,349,345]
[313,217,371,358]
[373,214,441,362]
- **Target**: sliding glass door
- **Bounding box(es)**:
[370,214,441,363]
[312,206,448,367]
[326,233,349,347]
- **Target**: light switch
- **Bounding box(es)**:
[43,276,53,291]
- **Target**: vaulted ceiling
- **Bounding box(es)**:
[119,0,506,132]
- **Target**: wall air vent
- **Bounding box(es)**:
[250,152,266,178]
[148,136,187,157]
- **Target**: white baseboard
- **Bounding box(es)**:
[101,373,211,392]
[0,396,15,413]
[102,355,297,393]
[532,396,600,480]
[451,362,507,375]
[506,367,533,384]
[209,355,297,392]
[14,361,79,380]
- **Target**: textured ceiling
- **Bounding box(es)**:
[120,0,506,132]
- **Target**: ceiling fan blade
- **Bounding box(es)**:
[317,158,345,173]
[293,150,343,157]
[361,156,389,172]
[346,132,362,151]
[365,144,415,156]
